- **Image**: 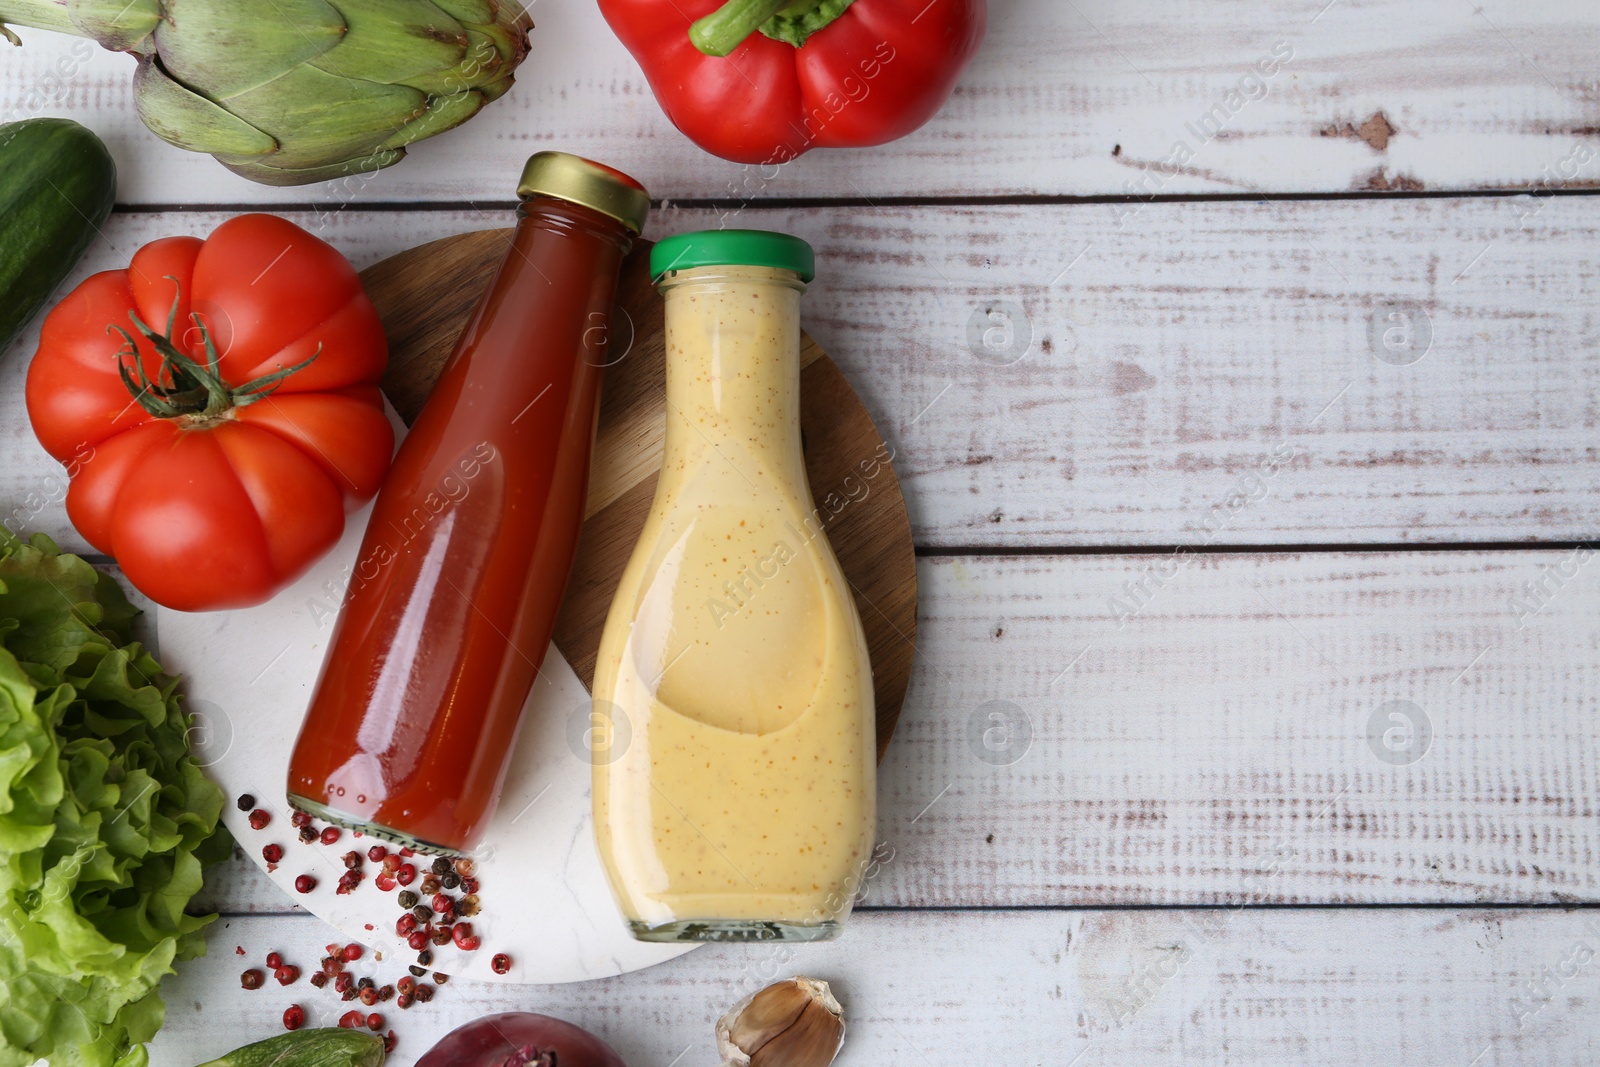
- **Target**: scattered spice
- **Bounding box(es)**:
[282,1004,305,1031]
[248,809,271,831]
[261,843,284,864]
[240,969,264,990]
[294,874,317,894]
[236,794,255,812]
[491,953,511,975]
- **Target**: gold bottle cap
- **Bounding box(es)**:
[516,151,650,234]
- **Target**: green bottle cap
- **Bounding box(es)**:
[650,229,815,283]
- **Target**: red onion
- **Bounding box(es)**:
[416,1013,627,1067]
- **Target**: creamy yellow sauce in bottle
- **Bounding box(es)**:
[592,233,876,942]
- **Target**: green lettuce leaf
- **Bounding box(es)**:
[0,531,228,1067]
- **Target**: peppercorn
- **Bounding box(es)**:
[240,969,265,990]
[236,794,255,812]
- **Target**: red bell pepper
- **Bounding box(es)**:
[599,0,986,165]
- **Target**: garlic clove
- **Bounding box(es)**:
[716,977,845,1067]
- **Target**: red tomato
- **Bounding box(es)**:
[25,213,394,611]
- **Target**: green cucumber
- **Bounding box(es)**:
[194,1028,386,1067]
[0,117,116,357]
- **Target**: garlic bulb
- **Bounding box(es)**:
[716,977,845,1067]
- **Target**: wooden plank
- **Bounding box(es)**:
[150,908,1600,1066]
[5,198,1600,551]
[188,549,1600,912]
[875,551,1600,906]
[1,1,1596,203]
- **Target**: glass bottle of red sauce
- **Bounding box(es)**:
[286,152,650,854]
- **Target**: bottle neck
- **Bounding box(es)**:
[658,265,806,466]
[449,196,633,382]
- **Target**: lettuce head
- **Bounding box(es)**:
[0,531,228,1067]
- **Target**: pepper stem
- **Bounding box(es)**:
[690,0,854,55]
[690,0,806,56]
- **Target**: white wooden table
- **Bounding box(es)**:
[4,1,1600,1063]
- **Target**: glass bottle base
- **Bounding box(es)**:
[627,919,844,943]
[286,793,466,857]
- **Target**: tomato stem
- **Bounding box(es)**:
[113,280,319,420]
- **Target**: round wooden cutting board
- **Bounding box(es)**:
[358,230,916,761]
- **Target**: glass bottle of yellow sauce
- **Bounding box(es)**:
[592,230,876,942]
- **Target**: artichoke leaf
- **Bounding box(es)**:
[150,0,345,99]
[432,0,501,23]
[219,147,405,187]
[63,0,160,52]
[219,62,428,168]
[309,0,472,84]
[398,26,516,99]
[375,88,483,150]
[132,56,277,158]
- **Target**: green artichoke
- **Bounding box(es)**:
[0,0,533,185]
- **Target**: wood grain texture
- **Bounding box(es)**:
[150,908,1600,1067]
[6,199,1600,551]
[189,547,1600,913]
[358,229,917,760]
[1,1,1596,203]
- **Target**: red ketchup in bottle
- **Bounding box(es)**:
[286,153,649,853]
